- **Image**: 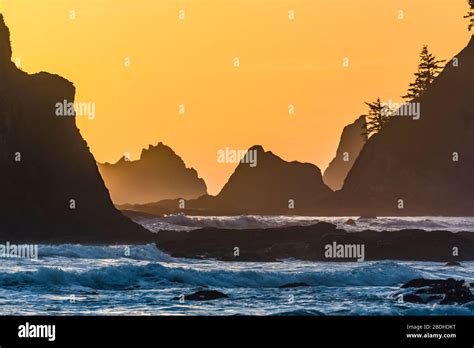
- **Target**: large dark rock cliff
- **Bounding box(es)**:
[337,36,474,216]
[0,15,152,243]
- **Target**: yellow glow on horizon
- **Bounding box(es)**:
[2,0,471,195]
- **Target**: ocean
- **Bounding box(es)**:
[1,216,473,316]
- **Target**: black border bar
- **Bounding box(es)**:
[0,316,473,346]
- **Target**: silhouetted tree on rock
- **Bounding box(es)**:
[466,0,474,31]
[363,98,391,138]
[402,45,446,101]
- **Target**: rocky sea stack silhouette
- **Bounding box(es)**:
[98,142,207,205]
[122,35,474,218]
[323,116,367,191]
[214,145,332,214]
[123,145,333,215]
[336,36,474,216]
[0,15,152,243]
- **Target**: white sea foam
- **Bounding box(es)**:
[139,214,474,232]
[1,245,473,316]
[0,260,422,289]
[37,244,173,262]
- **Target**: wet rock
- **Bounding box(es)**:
[445,261,462,267]
[402,294,426,304]
[279,282,310,289]
[400,278,474,305]
[155,224,474,262]
[401,278,461,289]
[345,219,357,226]
[173,290,228,301]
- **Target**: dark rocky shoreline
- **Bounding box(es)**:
[397,279,474,305]
[4,219,474,264]
[154,222,474,262]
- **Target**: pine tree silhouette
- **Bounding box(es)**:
[402,46,446,101]
[465,0,474,31]
[363,98,391,138]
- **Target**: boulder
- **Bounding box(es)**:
[173,290,229,301]
[445,261,462,267]
[279,282,310,289]
[345,219,357,226]
[400,278,474,305]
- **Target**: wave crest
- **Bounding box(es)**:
[38,244,173,262]
[0,261,421,290]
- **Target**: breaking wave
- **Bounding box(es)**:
[139,214,474,232]
[142,214,319,231]
[38,244,173,262]
[0,261,421,290]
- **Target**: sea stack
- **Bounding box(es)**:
[323,116,367,191]
[0,14,152,243]
[337,36,474,216]
[98,142,207,205]
[214,145,333,214]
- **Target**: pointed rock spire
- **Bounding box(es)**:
[0,14,12,63]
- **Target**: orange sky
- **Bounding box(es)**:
[1,0,471,195]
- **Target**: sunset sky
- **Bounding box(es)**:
[1,0,471,195]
